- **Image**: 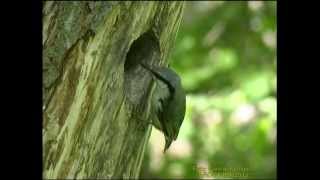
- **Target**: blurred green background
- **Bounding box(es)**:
[140,1,276,179]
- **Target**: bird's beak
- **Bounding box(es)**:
[163,125,175,152]
[164,137,173,152]
[168,124,178,140]
[173,132,178,140]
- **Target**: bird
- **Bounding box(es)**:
[140,63,186,152]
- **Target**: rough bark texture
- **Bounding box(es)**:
[43,1,184,179]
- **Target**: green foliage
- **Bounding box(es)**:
[141,1,276,179]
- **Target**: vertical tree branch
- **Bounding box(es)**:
[43,2,184,179]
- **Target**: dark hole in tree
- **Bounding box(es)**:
[124,31,160,71]
[124,30,161,105]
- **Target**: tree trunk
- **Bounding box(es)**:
[43,1,184,179]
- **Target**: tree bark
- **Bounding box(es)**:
[43,1,184,179]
